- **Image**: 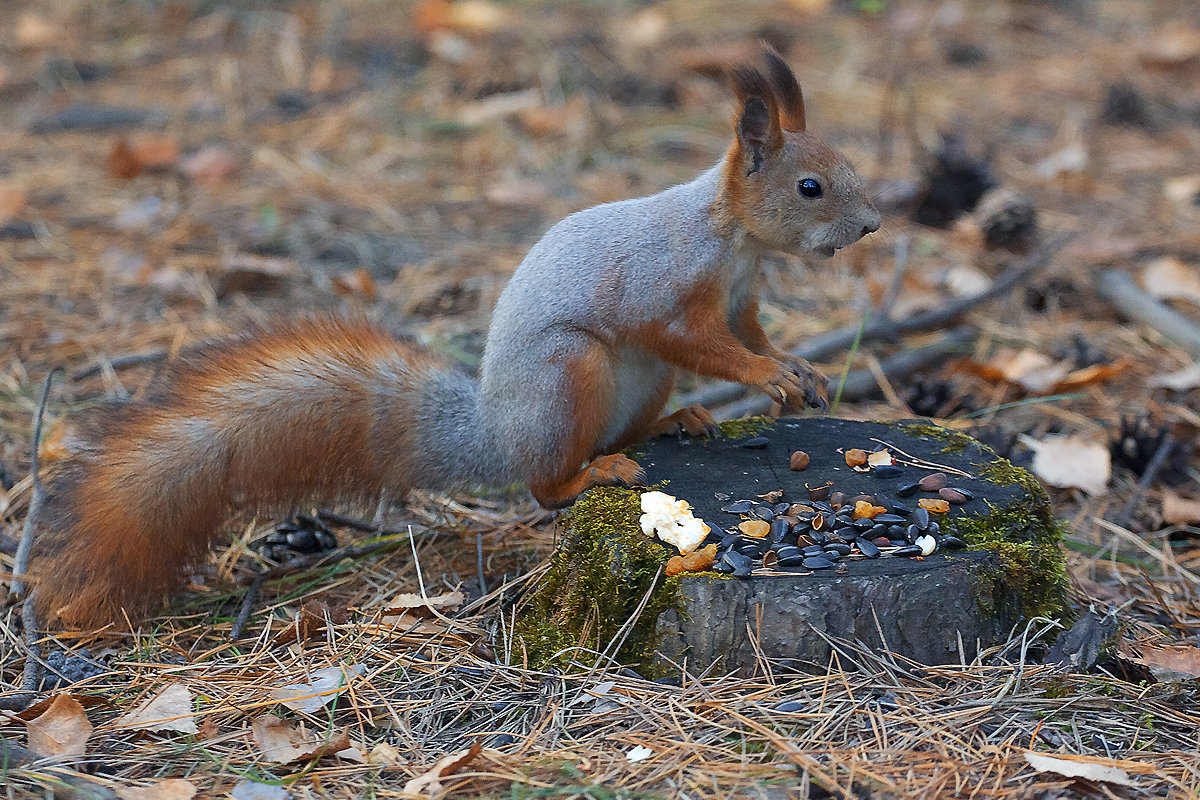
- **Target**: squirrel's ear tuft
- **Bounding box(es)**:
[729,66,781,175]
[761,45,805,132]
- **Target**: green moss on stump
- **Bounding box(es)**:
[716,415,775,439]
[901,422,1070,622]
[516,487,682,672]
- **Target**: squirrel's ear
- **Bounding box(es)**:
[730,67,782,176]
[761,46,805,132]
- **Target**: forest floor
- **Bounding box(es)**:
[1,1,1199,798]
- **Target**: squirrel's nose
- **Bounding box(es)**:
[860,208,882,237]
[861,223,877,237]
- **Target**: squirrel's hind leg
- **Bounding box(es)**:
[522,341,646,508]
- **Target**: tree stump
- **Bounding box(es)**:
[516,418,1067,675]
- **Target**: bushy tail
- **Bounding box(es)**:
[31,318,501,628]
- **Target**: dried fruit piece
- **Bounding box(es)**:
[738,520,770,538]
[918,498,951,513]
[844,448,868,467]
[665,543,718,577]
[867,449,894,467]
[789,450,810,471]
[851,501,885,520]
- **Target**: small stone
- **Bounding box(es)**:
[918,472,948,492]
[803,556,837,569]
[940,487,971,504]
[739,520,770,538]
[871,536,892,547]
[844,448,868,467]
[872,465,904,478]
[918,498,952,514]
[739,436,770,449]
[789,450,810,471]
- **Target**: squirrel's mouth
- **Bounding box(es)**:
[813,244,837,258]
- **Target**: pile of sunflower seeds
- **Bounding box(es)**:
[704,445,976,578]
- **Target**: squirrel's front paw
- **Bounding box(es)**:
[779,356,829,411]
[757,359,828,411]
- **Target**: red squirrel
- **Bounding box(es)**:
[29,49,879,627]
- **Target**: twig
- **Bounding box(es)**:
[13,367,62,598]
[71,350,167,382]
[1112,434,1175,530]
[230,571,266,640]
[681,234,1066,410]
[713,329,973,421]
[1096,268,1200,358]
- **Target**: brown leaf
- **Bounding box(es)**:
[330,268,378,301]
[273,599,348,646]
[113,684,198,735]
[197,717,220,740]
[0,187,27,223]
[25,693,93,758]
[115,779,198,800]
[108,139,142,180]
[383,589,465,618]
[1135,645,1200,680]
[1162,492,1200,525]
[180,146,239,186]
[402,740,484,796]
[251,714,352,764]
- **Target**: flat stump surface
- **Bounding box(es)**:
[633,417,1047,670]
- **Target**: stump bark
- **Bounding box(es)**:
[517,417,1067,674]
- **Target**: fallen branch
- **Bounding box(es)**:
[713,328,974,421]
[679,234,1066,410]
[1096,268,1200,358]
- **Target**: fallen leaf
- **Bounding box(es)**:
[231,781,290,800]
[1137,25,1200,68]
[403,740,484,796]
[115,779,198,800]
[1141,256,1200,304]
[1022,752,1136,786]
[0,187,27,223]
[626,744,653,762]
[1019,435,1111,496]
[197,717,220,739]
[1162,492,1200,525]
[943,264,992,296]
[270,663,365,714]
[273,599,348,646]
[368,741,402,766]
[383,589,465,618]
[181,145,239,186]
[330,268,378,301]
[26,693,93,757]
[251,714,352,764]
[113,684,198,735]
[1148,362,1200,391]
[213,255,299,297]
[999,349,1070,394]
[1134,644,1200,681]
[108,139,142,180]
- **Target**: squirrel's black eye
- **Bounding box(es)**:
[798,178,823,199]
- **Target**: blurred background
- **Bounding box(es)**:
[1,0,1198,534]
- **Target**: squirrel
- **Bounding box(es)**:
[28,48,880,628]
